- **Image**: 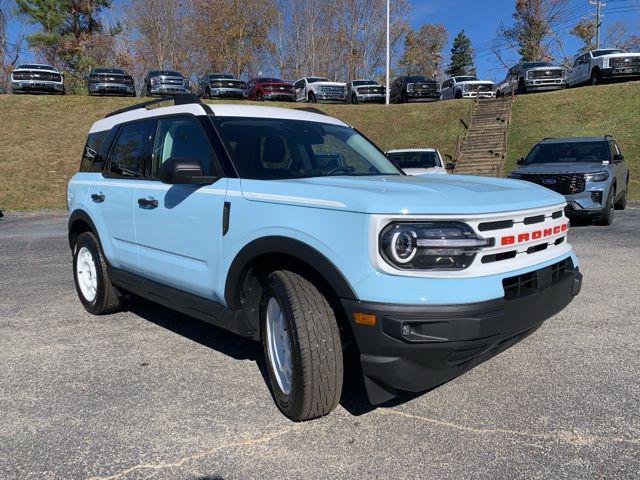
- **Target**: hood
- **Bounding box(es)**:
[312,81,346,87]
[601,52,640,59]
[513,162,608,175]
[239,175,564,215]
[457,80,494,86]
[403,167,447,176]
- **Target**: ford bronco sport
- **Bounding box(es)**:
[68,95,582,421]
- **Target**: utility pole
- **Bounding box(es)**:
[589,0,606,49]
[385,0,390,105]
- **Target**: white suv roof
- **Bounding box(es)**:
[90,100,348,134]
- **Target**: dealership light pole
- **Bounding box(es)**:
[385,0,390,105]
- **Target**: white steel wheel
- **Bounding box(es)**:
[76,246,98,302]
[265,297,292,395]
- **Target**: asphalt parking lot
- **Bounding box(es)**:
[1,209,639,480]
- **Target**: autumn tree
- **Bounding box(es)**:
[446,30,475,76]
[570,18,596,53]
[191,0,278,79]
[15,0,118,77]
[1,0,25,88]
[500,0,569,61]
[398,23,447,78]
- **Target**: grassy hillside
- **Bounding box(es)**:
[0,81,638,211]
[506,81,640,197]
[0,96,470,210]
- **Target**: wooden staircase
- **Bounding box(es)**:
[453,97,513,176]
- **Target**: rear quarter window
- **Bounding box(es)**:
[79,131,108,172]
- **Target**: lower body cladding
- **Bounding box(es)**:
[11,81,64,94]
[262,93,295,101]
[149,85,188,96]
[342,258,582,404]
[88,82,135,96]
[208,88,245,99]
[525,79,566,91]
[355,93,386,103]
[600,67,640,81]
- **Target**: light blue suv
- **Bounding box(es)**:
[67,95,582,421]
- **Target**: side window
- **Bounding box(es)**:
[106,120,155,178]
[80,131,108,172]
[151,116,217,178]
[294,80,303,89]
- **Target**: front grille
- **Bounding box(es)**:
[611,57,640,69]
[528,69,564,79]
[473,84,494,92]
[160,77,185,85]
[502,258,574,300]
[263,84,294,93]
[412,82,438,93]
[13,71,62,82]
[211,80,246,89]
[91,75,133,84]
[359,86,383,94]
[319,85,346,94]
[520,174,585,195]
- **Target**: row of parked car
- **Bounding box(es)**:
[8,48,640,100]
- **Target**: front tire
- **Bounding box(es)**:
[517,79,527,94]
[597,186,616,226]
[591,69,602,86]
[308,91,317,103]
[73,232,123,315]
[260,270,343,421]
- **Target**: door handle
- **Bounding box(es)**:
[91,193,105,203]
[137,197,158,208]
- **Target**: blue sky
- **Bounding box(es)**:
[6,0,639,80]
[409,0,640,80]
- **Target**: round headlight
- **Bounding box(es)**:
[390,230,418,263]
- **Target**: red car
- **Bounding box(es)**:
[246,77,295,101]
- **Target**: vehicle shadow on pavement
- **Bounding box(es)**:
[127,297,423,417]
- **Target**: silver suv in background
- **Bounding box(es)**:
[10,63,65,94]
[143,70,189,96]
[440,76,495,100]
[346,79,386,104]
[508,136,629,225]
[496,61,566,96]
[196,73,246,99]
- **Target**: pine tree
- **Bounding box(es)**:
[446,30,475,76]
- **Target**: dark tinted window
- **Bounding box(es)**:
[352,80,378,86]
[151,116,216,177]
[93,68,126,75]
[525,141,611,164]
[214,117,400,180]
[387,151,441,169]
[209,73,234,79]
[17,64,56,70]
[258,77,284,83]
[592,49,624,57]
[80,131,108,172]
[522,62,553,68]
[405,76,428,82]
[306,77,329,83]
[107,120,155,178]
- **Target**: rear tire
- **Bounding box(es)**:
[260,270,343,421]
[73,232,123,315]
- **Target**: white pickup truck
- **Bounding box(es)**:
[294,77,348,103]
[566,48,640,86]
[440,76,495,100]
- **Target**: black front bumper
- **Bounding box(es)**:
[342,262,582,404]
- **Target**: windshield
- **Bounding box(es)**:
[151,70,182,77]
[214,117,402,180]
[17,64,55,70]
[593,49,624,57]
[210,73,234,79]
[525,141,611,164]
[522,61,553,68]
[258,77,284,83]
[352,80,379,86]
[93,68,126,75]
[387,151,441,169]
[405,76,428,82]
[307,77,330,83]
[455,76,479,82]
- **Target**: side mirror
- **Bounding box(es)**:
[516,157,525,166]
[613,153,624,162]
[446,162,456,171]
[159,157,217,185]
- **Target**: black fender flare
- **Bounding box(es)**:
[68,209,99,250]
[224,236,358,309]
